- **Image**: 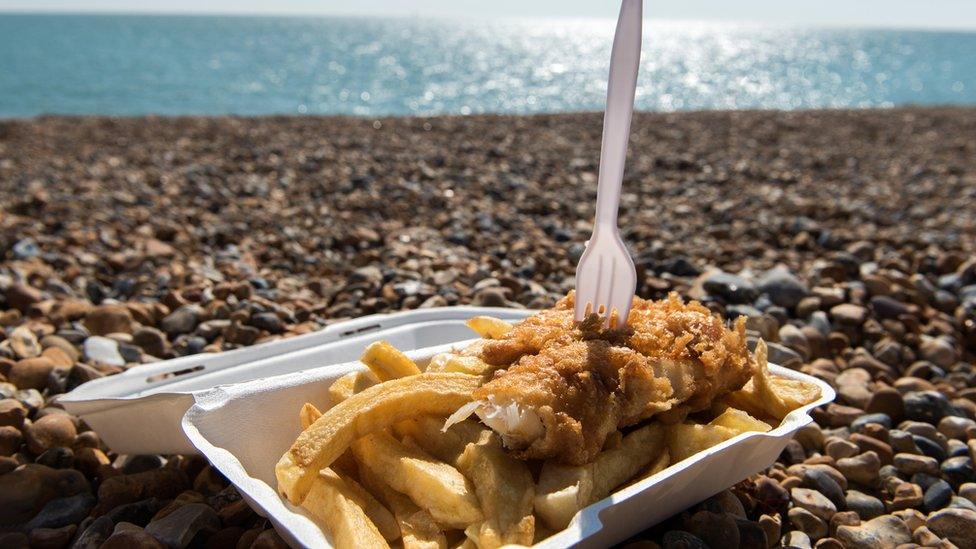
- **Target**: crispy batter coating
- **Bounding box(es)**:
[472,292,751,465]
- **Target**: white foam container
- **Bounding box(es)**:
[183,342,835,549]
[59,307,533,455]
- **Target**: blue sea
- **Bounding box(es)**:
[1,13,975,118]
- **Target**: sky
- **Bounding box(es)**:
[1,0,976,30]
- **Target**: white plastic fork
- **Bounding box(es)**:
[574,0,642,326]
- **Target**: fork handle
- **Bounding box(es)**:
[594,0,642,230]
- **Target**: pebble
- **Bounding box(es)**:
[925,508,976,548]
[83,305,133,336]
[132,327,168,357]
[8,357,58,391]
[8,326,42,359]
[0,398,27,428]
[144,503,221,548]
[904,390,962,425]
[95,467,189,515]
[918,336,957,368]
[703,271,758,304]
[0,464,90,524]
[24,492,96,530]
[684,510,739,548]
[941,456,975,488]
[836,452,881,487]
[789,507,828,541]
[25,414,77,454]
[758,268,809,309]
[913,435,949,462]
[893,453,940,476]
[830,304,868,325]
[83,336,126,366]
[101,528,167,549]
[782,530,812,548]
[834,514,912,548]
[923,479,953,512]
[661,530,708,549]
[938,416,976,440]
[845,490,886,520]
[802,469,847,511]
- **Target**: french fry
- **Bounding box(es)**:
[710,407,771,434]
[351,431,484,528]
[329,370,380,404]
[456,431,535,547]
[300,402,323,429]
[359,467,447,549]
[433,355,493,376]
[465,316,514,339]
[723,340,821,421]
[341,474,401,542]
[276,373,482,503]
[625,449,671,489]
[534,423,666,530]
[361,341,423,381]
[666,423,738,463]
[395,416,484,464]
[301,469,390,549]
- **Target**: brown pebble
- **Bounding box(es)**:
[28,524,77,549]
[25,414,78,455]
[83,305,134,336]
[8,357,57,391]
[249,529,289,549]
[0,398,27,429]
[101,528,166,549]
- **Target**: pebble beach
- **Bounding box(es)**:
[1,107,976,548]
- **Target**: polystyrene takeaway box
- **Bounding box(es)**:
[59,307,533,455]
[183,340,835,549]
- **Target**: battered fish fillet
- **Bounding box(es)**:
[449,292,751,465]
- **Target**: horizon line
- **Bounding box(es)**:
[1,9,976,33]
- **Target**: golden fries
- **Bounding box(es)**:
[300,402,322,429]
[427,355,493,376]
[666,423,739,463]
[456,431,535,547]
[535,424,665,530]
[465,316,514,339]
[302,469,390,549]
[361,341,423,381]
[277,372,482,503]
[278,329,823,547]
[352,431,483,528]
[360,467,448,549]
[710,407,771,434]
[329,370,380,404]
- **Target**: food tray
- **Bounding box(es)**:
[59,307,533,455]
[182,342,835,549]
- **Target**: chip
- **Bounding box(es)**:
[329,370,379,404]
[301,469,389,549]
[465,316,514,339]
[361,340,423,381]
[276,372,482,503]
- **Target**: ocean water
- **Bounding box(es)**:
[1,14,975,118]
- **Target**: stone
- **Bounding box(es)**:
[926,508,976,548]
[248,311,284,334]
[8,357,57,390]
[845,490,885,520]
[5,282,43,313]
[661,530,708,548]
[812,538,843,549]
[759,513,781,546]
[913,435,948,462]
[834,514,912,548]
[249,529,289,549]
[733,517,767,549]
[0,424,22,455]
[836,452,881,487]
[72,514,114,549]
[83,336,125,366]
[161,305,201,336]
[95,467,189,515]
[892,453,938,476]
[703,271,758,304]
[758,268,809,309]
[864,387,905,422]
[84,305,133,335]
[826,439,859,460]
[941,456,975,488]
[903,391,961,424]
[29,524,76,549]
[145,503,221,549]
[8,326,41,359]
[939,416,976,440]
[869,295,910,320]
[684,510,739,549]
[101,528,167,549]
[802,469,847,511]
[851,413,892,432]
[24,492,96,530]
[766,341,803,369]
[0,464,90,524]
[830,304,868,325]
[923,479,953,512]
[132,327,167,357]
[782,530,812,548]
[789,507,828,540]
[25,413,77,454]
[35,446,74,469]
[960,482,976,504]
[0,398,27,428]
[918,336,957,368]
[888,482,923,510]
[829,511,861,536]
[792,487,837,520]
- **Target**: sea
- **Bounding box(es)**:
[1,13,975,118]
